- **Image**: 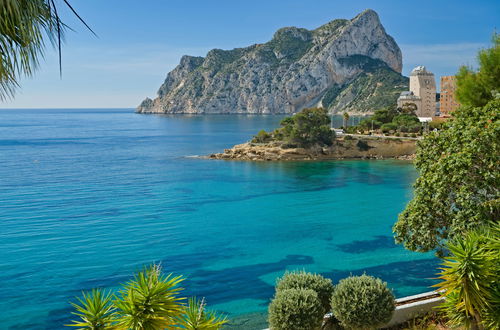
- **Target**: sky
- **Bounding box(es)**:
[1,0,499,109]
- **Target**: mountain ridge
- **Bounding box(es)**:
[138,9,407,115]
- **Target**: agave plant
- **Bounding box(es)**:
[114,264,185,330]
[177,297,227,330]
[67,288,116,329]
[435,225,500,329]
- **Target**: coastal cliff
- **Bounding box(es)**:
[138,9,407,115]
[209,136,417,161]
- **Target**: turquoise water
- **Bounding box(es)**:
[0,109,438,329]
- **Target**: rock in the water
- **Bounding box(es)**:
[138,9,407,115]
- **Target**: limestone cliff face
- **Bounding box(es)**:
[137,9,405,114]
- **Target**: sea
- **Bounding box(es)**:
[0,108,439,329]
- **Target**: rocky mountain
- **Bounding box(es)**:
[137,9,407,115]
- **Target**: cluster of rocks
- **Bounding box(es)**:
[208,136,417,161]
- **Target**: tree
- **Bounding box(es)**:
[394,37,500,253]
[114,264,185,329]
[0,0,94,100]
[456,34,500,107]
[435,224,500,330]
[393,98,499,253]
[342,112,350,129]
[278,107,335,147]
[67,289,116,329]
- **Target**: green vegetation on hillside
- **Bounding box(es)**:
[251,107,335,147]
[321,56,409,113]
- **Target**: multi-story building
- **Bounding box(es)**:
[440,75,460,115]
[397,66,437,118]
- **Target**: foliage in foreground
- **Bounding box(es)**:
[331,274,395,330]
[275,270,334,314]
[268,288,324,330]
[67,264,226,330]
[435,224,500,329]
[393,98,499,253]
[394,34,500,253]
[251,107,335,147]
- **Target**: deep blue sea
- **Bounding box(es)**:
[0,108,438,329]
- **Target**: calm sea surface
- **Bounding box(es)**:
[0,109,438,329]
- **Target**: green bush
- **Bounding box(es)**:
[268,288,324,330]
[331,275,395,330]
[252,129,271,143]
[276,271,334,313]
[394,132,400,137]
[344,135,353,140]
[410,133,417,138]
[380,122,397,133]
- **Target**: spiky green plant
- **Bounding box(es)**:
[177,297,227,330]
[0,0,94,100]
[435,225,500,329]
[67,288,116,329]
[114,264,185,330]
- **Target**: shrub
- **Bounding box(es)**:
[331,275,395,330]
[380,122,397,133]
[268,288,324,330]
[394,132,400,137]
[252,129,271,143]
[410,133,417,138]
[276,271,334,313]
[344,135,353,140]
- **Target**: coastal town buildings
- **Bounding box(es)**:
[440,75,460,115]
[397,66,437,119]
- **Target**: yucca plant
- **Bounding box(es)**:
[67,288,116,329]
[435,225,500,329]
[177,297,227,330]
[114,264,185,330]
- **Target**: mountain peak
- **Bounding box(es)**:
[138,10,404,115]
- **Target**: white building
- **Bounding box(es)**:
[397,66,437,118]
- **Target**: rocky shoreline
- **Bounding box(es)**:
[208,135,417,161]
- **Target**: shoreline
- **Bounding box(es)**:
[208,135,417,162]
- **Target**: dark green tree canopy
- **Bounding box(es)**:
[456,34,500,107]
[277,107,335,147]
[393,98,500,253]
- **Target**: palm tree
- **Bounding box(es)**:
[342,111,349,129]
[67,288,116,329]
[435,226,499,329]
[114,264,185,330]
[0,0,94,100]
[177,297,227,330]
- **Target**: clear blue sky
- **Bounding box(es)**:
[1,0,498,108]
